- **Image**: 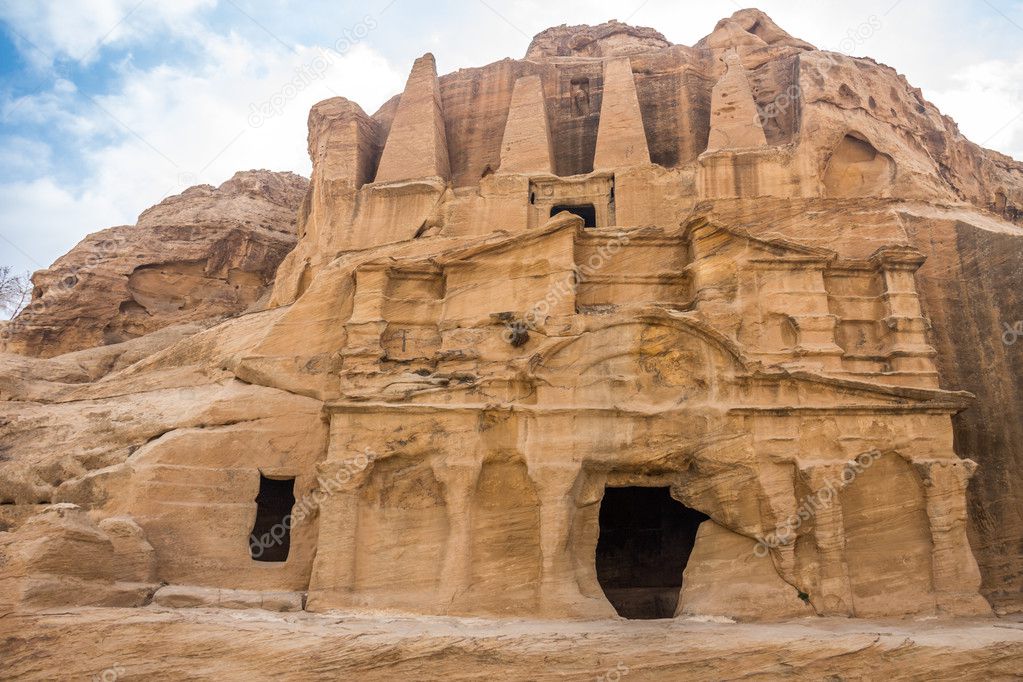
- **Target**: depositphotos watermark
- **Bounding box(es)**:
[753,451,882,557]
[501,231,631,344]
[596,662,630,682]
[755,15,883,127]
[92,665,125,682]
[0,235,127,342]
[247,15,379,128]
[1002,320,1022,346]
[249,448,377,558]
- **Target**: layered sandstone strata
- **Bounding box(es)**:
[1,9,1022,641]
[1,170,308,358]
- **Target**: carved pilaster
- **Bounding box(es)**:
[305,458,375,611]
[798,464,854,616]
[870,246,938,383]
[913,458,991,615]
[341,265,390,373]
[432,459,483,608]
[526,462,614,617]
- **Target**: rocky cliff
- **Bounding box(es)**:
[1,8,1023,678]
[271,11,1023,613]
[1,170,308,358]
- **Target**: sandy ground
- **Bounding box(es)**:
[2,607,1022,681]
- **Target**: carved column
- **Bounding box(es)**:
[871,246,938,385]
[527,462,613,618]
[305,459,374,611]
[915,458,991,615]
[799,464,854,616]
[532,463,581,615]
[432,459,482,609]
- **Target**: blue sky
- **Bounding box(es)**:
[2,0,1023,278]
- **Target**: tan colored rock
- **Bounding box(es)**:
[152,585,303,611]
[677,520,813,620]
[3,14,1023,676]
[97,515,158,583]
[706,51,768,152]
[4,607,1023,680]
[0,504,157,610]
[593,57,650,170]
[902,210,1023,614]
[374,53,450,183]
[269,98,380,303]
[499,75,554,175]
[696,8,815,52]
[1,170,307,358]
[525,20,670,60]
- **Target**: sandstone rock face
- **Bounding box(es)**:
[5,608,1023,680]
[525,20,671,60]
[1,170,308,358]
[1,11,1022,671]
[0,504,157,610]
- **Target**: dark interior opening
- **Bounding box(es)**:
[595,486,709,619]
[551,203,597,227]
[249,474,296,562]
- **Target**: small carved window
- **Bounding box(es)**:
[249,474,296,562]
[551,203,597,228]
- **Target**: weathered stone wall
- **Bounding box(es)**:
[1,9,1021,624]
[904,215,1023,613]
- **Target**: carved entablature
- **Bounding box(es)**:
[318,308,980,618]
[340,213,937,390]
[685,218,938,387]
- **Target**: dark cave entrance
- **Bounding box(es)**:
[249,474,296,562]
[551,203,597,227]
[595,486,709,619]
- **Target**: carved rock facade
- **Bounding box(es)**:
[2,11,1022,622]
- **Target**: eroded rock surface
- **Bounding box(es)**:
[1,170,307,358]
[1,9,1023,677]
[4,608,1023,681]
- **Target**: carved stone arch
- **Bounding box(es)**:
[530,315,750,408]
[536,314,751,371]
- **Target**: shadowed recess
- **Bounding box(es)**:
[550,203,597,227]
[249,475,296,563]
[596,486,708,619]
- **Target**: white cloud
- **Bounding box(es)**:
[0,176,124,274]
[0,13,404,276]
[3,0,1023,282]
[0,136,55,178]
[0,0,216,67]
[928,58,1023,159]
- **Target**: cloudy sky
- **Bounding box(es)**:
[2,0,1023,277]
